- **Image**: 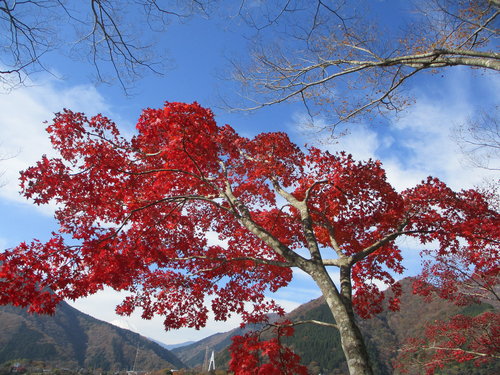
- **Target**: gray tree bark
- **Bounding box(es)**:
[310,265,375,375]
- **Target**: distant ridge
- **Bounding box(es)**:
[153,340,196,350]
[0,301,185,371]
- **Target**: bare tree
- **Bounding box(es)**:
[230,0,499,132]
[4,1,496,100]
[0,0,211,91]
[454,106,500,170]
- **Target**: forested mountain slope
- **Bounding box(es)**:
[0,301,185,371]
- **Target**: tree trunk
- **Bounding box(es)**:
[311,268,374,375]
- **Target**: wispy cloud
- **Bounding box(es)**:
[291,69,499,192]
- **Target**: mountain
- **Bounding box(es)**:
[0,301,185,371]
[173,278,498,374]
[151,339,196,350]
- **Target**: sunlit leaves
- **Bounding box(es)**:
[229,322,308,375]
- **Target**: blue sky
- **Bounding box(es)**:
[0,1,498,345]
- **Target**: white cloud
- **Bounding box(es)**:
[386,99,494,191]
[381,159,426,192]
[322,125,380,162]
[271,298,302,313]
[0,79,113,211]
[205,230,229,247]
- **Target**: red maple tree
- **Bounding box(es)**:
[0,102,498,375]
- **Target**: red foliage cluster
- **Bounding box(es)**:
[396,311,500,374]
[411,183,499,306]
[229,322,308,375]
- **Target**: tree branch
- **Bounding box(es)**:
[350,220,411,265]
[220,169,310,270]
[421,345,500,359]
[271,319,338,330]
[270,178,323,263]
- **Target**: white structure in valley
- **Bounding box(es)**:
[208,350,215,371]
[204,347,216,371]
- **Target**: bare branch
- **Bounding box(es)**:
[221,172,310,270]
[420,345,500,360]
[270,178,323,263]
[454,106,500,170]
[350,220,411,265]
[0,0,209,90]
